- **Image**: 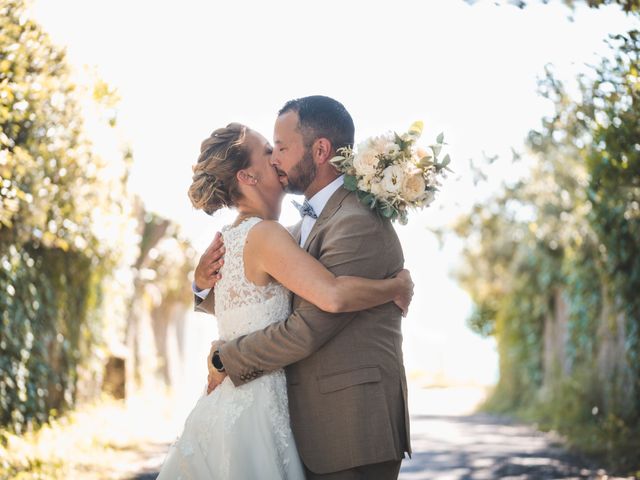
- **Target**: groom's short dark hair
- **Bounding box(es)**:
[278,95,355,154]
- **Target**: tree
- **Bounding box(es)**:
[453,23,640,470]
[0,0,133,433]
[464,0,640,13]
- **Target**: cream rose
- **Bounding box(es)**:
[402,168,426,202]
[353,149,379,177]
[353,136,386,177]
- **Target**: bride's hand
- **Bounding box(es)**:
[393,269,414,317]
[207,370,226,394]
[195,232,225,291]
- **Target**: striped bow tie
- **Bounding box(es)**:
[292,199,318,219]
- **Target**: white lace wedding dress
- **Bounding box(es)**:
[156,217,305,479]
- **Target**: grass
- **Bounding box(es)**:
[0,391,180,480]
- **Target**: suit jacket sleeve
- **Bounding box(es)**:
[218,210,396,386]
[194,289,216,315]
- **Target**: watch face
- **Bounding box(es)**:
[212,352,224,371]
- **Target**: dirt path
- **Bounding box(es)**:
[125,387,625,480]
[129,414,610,480]
[396,387,622,480]
[398,413,609,479]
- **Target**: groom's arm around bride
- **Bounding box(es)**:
[217,188,411,478]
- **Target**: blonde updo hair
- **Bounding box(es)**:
[188,123,251,215]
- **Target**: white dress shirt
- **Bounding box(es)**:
[299,175,344,247]
[193,281,210,299]
[193,175,345,300]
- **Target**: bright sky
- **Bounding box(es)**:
[29,0,635,388]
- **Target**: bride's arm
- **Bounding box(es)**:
[245,220,413,315]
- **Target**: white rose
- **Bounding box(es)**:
[402,168,426,202]
[381,164,404,194]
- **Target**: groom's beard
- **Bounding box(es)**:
[284,148,316,195]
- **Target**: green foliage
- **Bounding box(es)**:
[581,0,640,10]
[585,31,640,371]
[0,0,127,435]
[0,246,104,432]
[343,174,358,192]
[465,0,640,13]
[454,25,640,472]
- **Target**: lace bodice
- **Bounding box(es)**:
[157,217,303,479]
[215,217,291,340]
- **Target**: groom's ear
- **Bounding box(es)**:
[312,138,333,165]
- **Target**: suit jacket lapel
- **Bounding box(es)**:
[289,220,302,245]
[303,186,351,251]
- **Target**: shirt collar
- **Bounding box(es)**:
[307,175,344,219]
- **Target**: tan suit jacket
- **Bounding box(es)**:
[195,187,411,474]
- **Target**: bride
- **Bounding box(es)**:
[156,123,413,479]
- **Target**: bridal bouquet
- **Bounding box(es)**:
[330,121,451,225]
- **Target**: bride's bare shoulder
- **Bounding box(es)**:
[246,220,293,246]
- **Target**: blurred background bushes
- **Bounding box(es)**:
[455,4,639,470]
[0,0,196,440]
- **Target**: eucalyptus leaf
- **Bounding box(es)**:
[380,202,395,218]
[362,193,374,208]
[343,175,358,191]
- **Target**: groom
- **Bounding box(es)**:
[194,95,411,479]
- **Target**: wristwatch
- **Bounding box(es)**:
[211,350,225,372]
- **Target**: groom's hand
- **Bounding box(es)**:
[207,340,227,394]
[195,232,225,291]
[393,269,414,317]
